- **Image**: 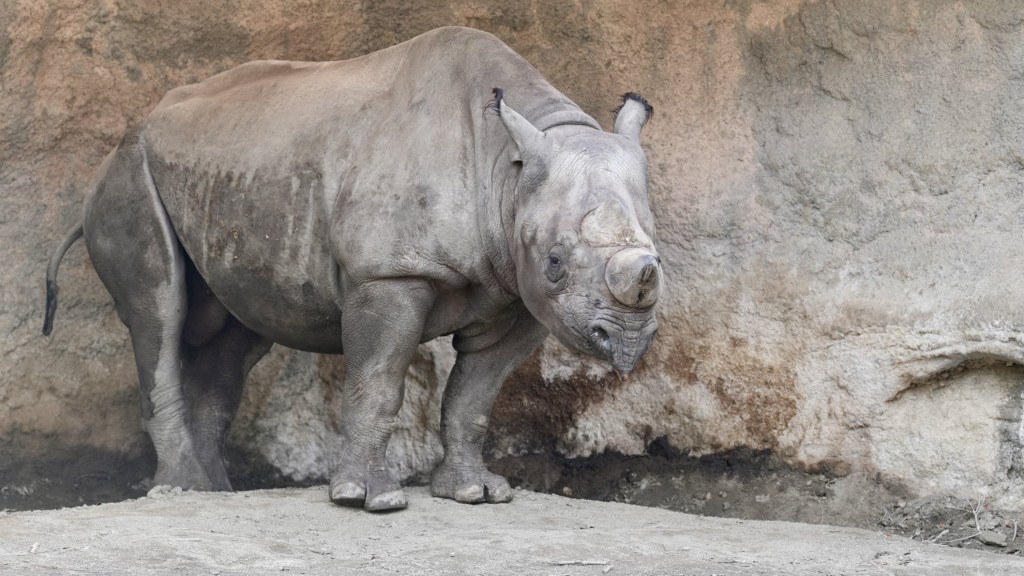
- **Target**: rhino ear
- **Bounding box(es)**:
[613,92,653,141]
[490,88,544,163]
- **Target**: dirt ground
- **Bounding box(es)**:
[4,484,1024,576]
[3,448,1023,568]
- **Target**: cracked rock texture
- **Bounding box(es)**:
[3,1,1024,506]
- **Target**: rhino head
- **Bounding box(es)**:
[495,90,662,376]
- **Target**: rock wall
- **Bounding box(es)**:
[3,0,1024,506]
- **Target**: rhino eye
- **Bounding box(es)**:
[545,252,565,283]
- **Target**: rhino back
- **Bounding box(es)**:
[140,27,588,350]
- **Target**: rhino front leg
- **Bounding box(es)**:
[431,307,547,504]
[330,279,434,512]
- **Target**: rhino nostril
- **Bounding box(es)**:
[590,326,611,351]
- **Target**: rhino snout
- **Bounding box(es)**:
[587,318,655,377]
[605,248,661,308]
[611,335,647,377]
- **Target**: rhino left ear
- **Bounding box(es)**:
[613,92,653,141]
[490,88,544,163]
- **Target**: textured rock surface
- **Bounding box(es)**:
[3,0,1024,507]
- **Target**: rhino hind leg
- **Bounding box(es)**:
[430,308,547,504]
[180,265,273,490]
[84,135,212,490]
[330,279,435,511]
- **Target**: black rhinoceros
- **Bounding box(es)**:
[44,27,662,511]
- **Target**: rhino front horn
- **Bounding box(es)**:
[605,248,661,308]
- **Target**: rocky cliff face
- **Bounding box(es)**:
[3,1,1024,506]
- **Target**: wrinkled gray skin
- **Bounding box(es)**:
[44,27,661,512]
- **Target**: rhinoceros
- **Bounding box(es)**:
[43,26,661,511]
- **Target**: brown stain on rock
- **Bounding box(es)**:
[488,351,632,451]
[668,337,801,449]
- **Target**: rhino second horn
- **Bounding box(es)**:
[605,248,661,308]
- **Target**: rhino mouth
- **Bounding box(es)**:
[562,311,657,376]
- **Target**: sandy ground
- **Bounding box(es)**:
[0,486,1020,576]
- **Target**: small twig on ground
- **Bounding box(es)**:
[1013,520,1019,543]
[927,529,949,544]
[972,499,983,533]
[548,560,610,566]
[935,531,981,545]
[934,499,986,546]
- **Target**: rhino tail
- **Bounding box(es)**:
[43,221,84,336]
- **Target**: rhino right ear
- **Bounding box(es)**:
[490,88,544,163]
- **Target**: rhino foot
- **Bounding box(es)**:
[329,470,407,512]
[198,457,233,492]
[153,459,218,492]
[329,480,366,507]
[430,464,513,504]
[365,489,408,512]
